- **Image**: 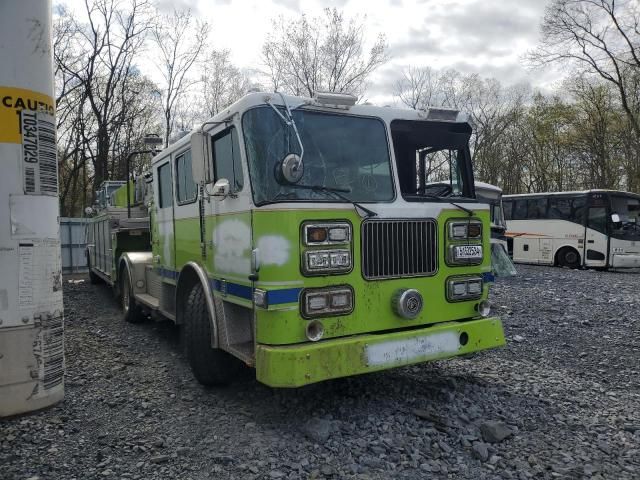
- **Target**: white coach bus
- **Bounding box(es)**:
[503,190,640,269]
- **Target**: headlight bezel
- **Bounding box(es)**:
[446,275,484,302]
[302,249,352,275]
[445,218,484,266]
[301,220,353,276]
[301,285,355,319]
[302,222,352,246]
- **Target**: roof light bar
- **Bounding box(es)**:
[313,91,357,108]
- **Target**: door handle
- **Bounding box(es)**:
[587,240,594,244]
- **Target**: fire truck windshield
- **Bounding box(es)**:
[242,106,394,205]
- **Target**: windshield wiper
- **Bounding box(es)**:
[294,184,378,218]
[411,192,474,216]
[258,184,377,218]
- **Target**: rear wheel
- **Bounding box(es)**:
[121,268,144,323]
[557,247,580,269]
[184,282,242,386]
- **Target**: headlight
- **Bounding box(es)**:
[301,286,354,318]
[448,220,482,240]
[303,222,351,245]
[303,249,351,274]
[446,276,484,301]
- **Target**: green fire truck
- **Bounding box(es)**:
[86,91,505,387]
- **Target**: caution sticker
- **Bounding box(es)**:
[0,86,55,144]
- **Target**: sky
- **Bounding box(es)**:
[59,0,566,104]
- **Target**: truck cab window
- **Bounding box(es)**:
[175,150,197,204]
[212,128,243,192]
[158,162,172,208]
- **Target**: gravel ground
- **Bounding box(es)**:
[2,265,639,480]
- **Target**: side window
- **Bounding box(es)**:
[503,200,513,220]
[526,198,547,219]
[588,207,607,234]
[512,200,527,220]
[175,150,197,204]
[158,162,172,208]
[549,197,571,219]
[569,196,586,224]
[212,128,243,192]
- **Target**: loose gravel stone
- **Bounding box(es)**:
[480,421,513,443]
[1,265,639,479]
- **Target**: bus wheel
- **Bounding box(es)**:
[121,268,144,323]
[557,247,580,269]
[184,282,241,386]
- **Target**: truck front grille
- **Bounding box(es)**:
[362,219,437,279]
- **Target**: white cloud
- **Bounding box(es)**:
[59,0,558,100]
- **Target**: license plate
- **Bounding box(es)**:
[365,331,460,367]
[455,245,482,259]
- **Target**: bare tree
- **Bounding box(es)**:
[55,0,153,191]
[201,49,253,117]
[529,0,640,137]
[262,8,388,97]
[151,8,209,147]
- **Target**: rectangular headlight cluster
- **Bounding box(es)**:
[304,249,351,273]
[446,276,483,301]
[301,287,354,318]
[448,220,482,240]
[302,222,352,275]
[304,223,351,245]
[446,219,484,266]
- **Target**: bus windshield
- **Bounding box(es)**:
[242,107,394,205]
[610,195,640,238]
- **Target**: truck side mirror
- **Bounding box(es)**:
[211,178,230,200]
[191,131,211,185]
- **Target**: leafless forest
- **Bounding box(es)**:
[55,0,640,216]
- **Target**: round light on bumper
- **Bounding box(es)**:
[476,300,491,317]
[305,320,324,342]
[392,289,423,319]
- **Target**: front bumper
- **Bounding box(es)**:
[255,316,504,387]
[611,253,640,268]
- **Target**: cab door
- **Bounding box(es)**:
[153,160,176,276]
[585,196,608,268]
[206,125,252,292]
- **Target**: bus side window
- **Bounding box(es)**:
[588,207,607,233]
[527,198,547,219]
[570,196,586,224]
[549,198,570,219]
[513,200,527,220]
[212,128,244,193]
[503,200,513,220]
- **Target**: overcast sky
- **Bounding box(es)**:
[61,0,566,104]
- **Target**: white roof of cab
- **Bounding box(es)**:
[152,91,472,166]
[474,181,502,194]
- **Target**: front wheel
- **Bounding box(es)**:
[557,247,580,269]
[121,268,144,323]
[184,282,243,386]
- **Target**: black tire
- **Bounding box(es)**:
[87,256,101,285]
[184,282,242,386]
[557,247,580,269]
[121,268,144,323]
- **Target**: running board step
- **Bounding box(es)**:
[135,293,159,309]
